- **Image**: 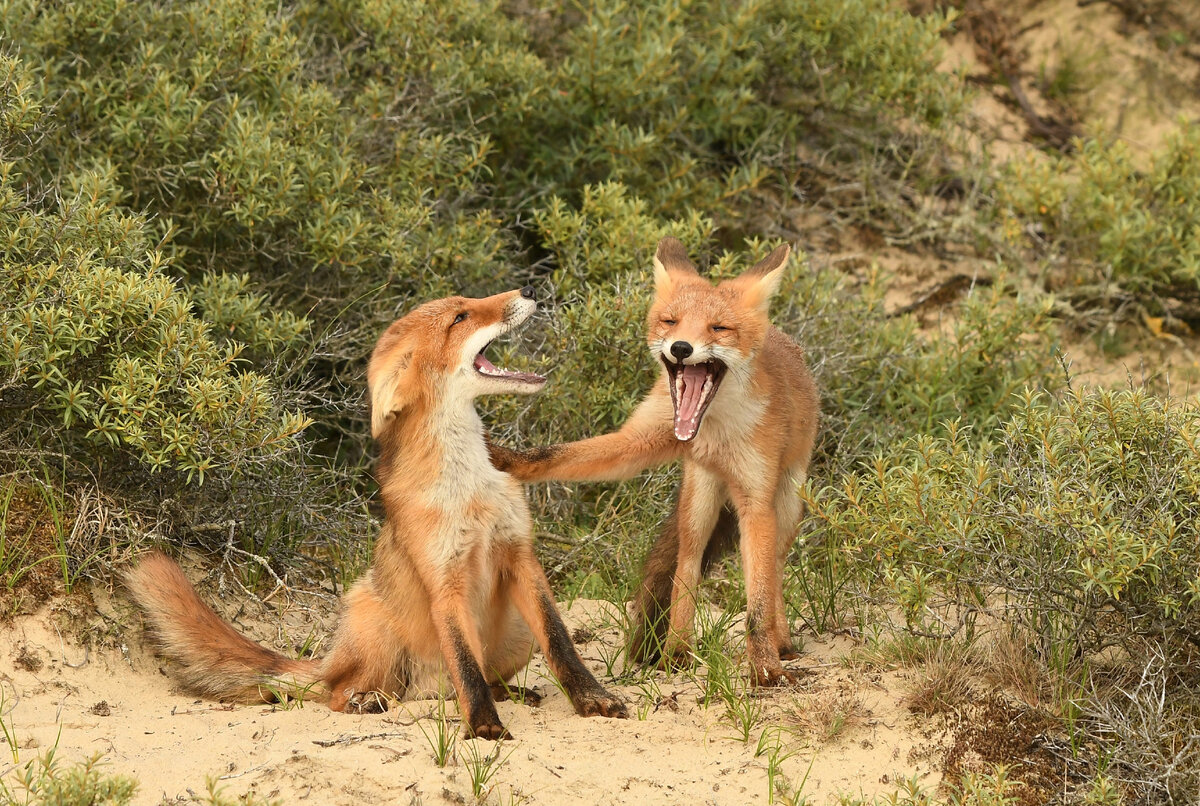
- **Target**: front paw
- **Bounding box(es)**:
[574,689,628,719]
[466,720,513,740]
[749,662,802,688]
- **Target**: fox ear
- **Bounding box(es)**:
[369,345,414,437]
[740,243,791,310]
[652,237,699,294]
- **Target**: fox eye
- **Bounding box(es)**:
[711,325,729,332]
[451,312,468,326]
[662,318,677,326]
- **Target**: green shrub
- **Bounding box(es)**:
[0,54,308,483]
[805,386,1200,668]
[1001,126,1200,298]
[782,266,1060,475]
[0,752,137,806]
[493,0,965,218]
[1,0,516,323]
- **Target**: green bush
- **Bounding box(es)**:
[805,386,1200,666]
[1001,126,1200,299]
[0,752,137,806]
[0,53,308,484]
[492,0,965,218]
[0,0,969,533]
[1,0,517,337]
[782,266,1060,475]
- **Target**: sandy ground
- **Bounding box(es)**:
[0,591,940,805]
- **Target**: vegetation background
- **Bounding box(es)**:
[1,0,1198,802]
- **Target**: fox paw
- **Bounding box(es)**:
[491,684,542,707]
[466,721,512,741]
[750,664,803,689]
[575,690,628,719]
[345,691,389,714]
[778,644,801,661]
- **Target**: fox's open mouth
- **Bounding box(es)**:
[663,358,726,441]
[474,341,546,386]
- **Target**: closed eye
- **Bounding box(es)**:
[662,319,677,326]
[451,312,469,327]
[711,325,729,332]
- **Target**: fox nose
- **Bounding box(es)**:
[520,286,535,300]
[669,341,693,361]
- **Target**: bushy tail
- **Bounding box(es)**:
[627,501,739,663]
[125,552,321,703]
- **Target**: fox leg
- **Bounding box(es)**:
[324,579,424,713]
[773,465,808,661]
[425,590,510,739]
[734,497,795,687]
[504,544,627,719]
[482,597,540,706]
[487,395,681,483]
[664,463,726,665]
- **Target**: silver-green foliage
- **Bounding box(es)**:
[806,386,1200,663]
[0,53,309,483]
[1002,126,1200,295]
[0,752,137,806]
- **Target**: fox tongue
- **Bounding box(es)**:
[674,364,710,441]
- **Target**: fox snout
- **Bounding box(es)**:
[668,341,693,361]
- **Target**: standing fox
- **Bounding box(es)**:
[126,288,627,738]
[490,239,819,687]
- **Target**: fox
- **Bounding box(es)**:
[489,238,819,687]
[126,287,627,739]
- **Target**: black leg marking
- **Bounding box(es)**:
[538,591,627,719]
[448,624,508,739]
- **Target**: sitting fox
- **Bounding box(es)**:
[127,288,627,738]
[491,239,819,686]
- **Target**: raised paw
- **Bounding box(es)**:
[778,644,801,662]
[574,689,629,719]
[466,720,512,741]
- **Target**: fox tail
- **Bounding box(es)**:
[125,552,322,703]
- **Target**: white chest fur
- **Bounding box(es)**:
[419,401,530,570]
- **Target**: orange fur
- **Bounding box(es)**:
[127,289,626,737]
[491,240,820,686]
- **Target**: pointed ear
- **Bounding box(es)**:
[740,243,791,310]
[652,237,698,294]
[369,347,414,437]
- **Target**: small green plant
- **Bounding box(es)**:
[198,776,281,806]
[949,765,1018,806]
[1,683,19,765]
[0,751,138,806]
[414,694,458,768]
[628,678,663,721]
[462,739,516,802]
[257,676,321,710]
[765,737,814,806]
